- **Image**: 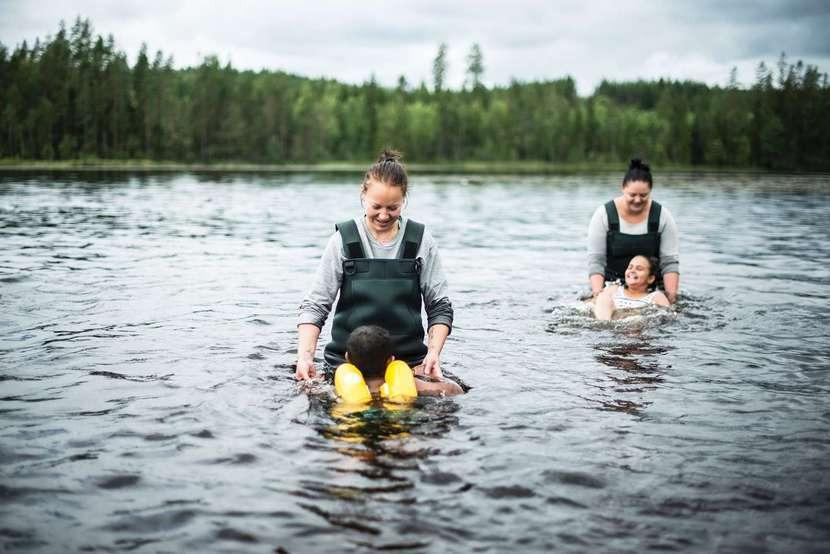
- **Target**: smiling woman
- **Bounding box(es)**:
[587,159,681,303]
[295,149,454,382]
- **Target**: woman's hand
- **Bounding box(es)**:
[295,324,321,381]
[421,323,450,380]
[295,352,317,381]
[421,350,443,380]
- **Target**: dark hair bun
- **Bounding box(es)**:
[629,158,650,172]
[377,149,402,164]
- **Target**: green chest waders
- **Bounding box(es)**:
[604,200,662,284]
[324,219,428,368]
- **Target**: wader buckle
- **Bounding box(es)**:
[414,258,422,274]
[344,260,357,275]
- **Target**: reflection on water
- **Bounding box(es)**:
[546,301,677,415]
[294,394,463,549]
[593,339,670,415]
[1,171,829,552]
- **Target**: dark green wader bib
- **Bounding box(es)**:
[324,219,428,368]
[604,200,662,284]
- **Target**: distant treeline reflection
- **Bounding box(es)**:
[2,18,828,170]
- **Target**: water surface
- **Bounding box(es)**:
[1,171,829,552]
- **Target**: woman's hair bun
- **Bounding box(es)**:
[629,158,650,172]
[377,149,402,164]
[364,148,409,194]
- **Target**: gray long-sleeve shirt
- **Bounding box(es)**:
[298,216,453,331]
[587,203,680,276]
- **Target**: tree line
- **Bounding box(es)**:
[1,18,828,170]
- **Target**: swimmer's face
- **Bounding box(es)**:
[621,180,651,215]
[362,178,404,236]
[625,256,656,288]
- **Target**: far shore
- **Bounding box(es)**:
[0,159,806,175]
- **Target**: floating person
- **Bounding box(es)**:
[295,149,454,383]
[589,255,671,320]
[587,159,680,303]
[335,325,463,405]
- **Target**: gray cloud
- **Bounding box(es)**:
[672,0,830,24]
[655,1,830,58]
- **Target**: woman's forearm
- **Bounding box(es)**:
[662,272,679,303]
[297,324,321,363]
[427,324,450,356]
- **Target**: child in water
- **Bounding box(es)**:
[591,255,671,320]
[344,325,463,397]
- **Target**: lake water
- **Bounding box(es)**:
[1,171,828,553]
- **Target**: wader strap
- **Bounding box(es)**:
[398,220,425,260]
[604,200,620,232]
[335,220,365,259]
[648,201,661,234]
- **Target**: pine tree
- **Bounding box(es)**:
[465,43,484,90]
[432,43,447,93]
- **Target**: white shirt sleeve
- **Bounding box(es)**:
[658,207,680,274]
[587,205,608,276]
[297,232,344,327]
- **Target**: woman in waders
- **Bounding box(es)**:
[295,150,453,382]
[586,159,680,303]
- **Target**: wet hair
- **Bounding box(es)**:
[362,149,408,196]
[345,325,393,379]
[622,158,653,189]
[625,255,661,291]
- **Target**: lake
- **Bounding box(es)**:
[1,171,828,553]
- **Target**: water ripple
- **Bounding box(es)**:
[1,172,828,552]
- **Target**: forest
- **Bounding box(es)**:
[1,18,828,170]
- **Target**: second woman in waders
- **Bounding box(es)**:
[586,158,680,303]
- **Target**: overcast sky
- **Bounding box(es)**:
[1,0,828,95]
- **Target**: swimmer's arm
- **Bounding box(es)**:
[589,274,605,297]
[593,285,617,320]
[415,376,463,396]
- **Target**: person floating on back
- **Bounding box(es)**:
[335,325,463,404]
[590,255,671,320]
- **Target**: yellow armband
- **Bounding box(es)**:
[334,360,417,406]
[333,363,372,405]
[379,360,417,403]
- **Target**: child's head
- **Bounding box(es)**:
[624,255,660,290]
[345,325,393,379]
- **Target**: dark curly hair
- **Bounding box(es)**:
[345,325,393,379]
